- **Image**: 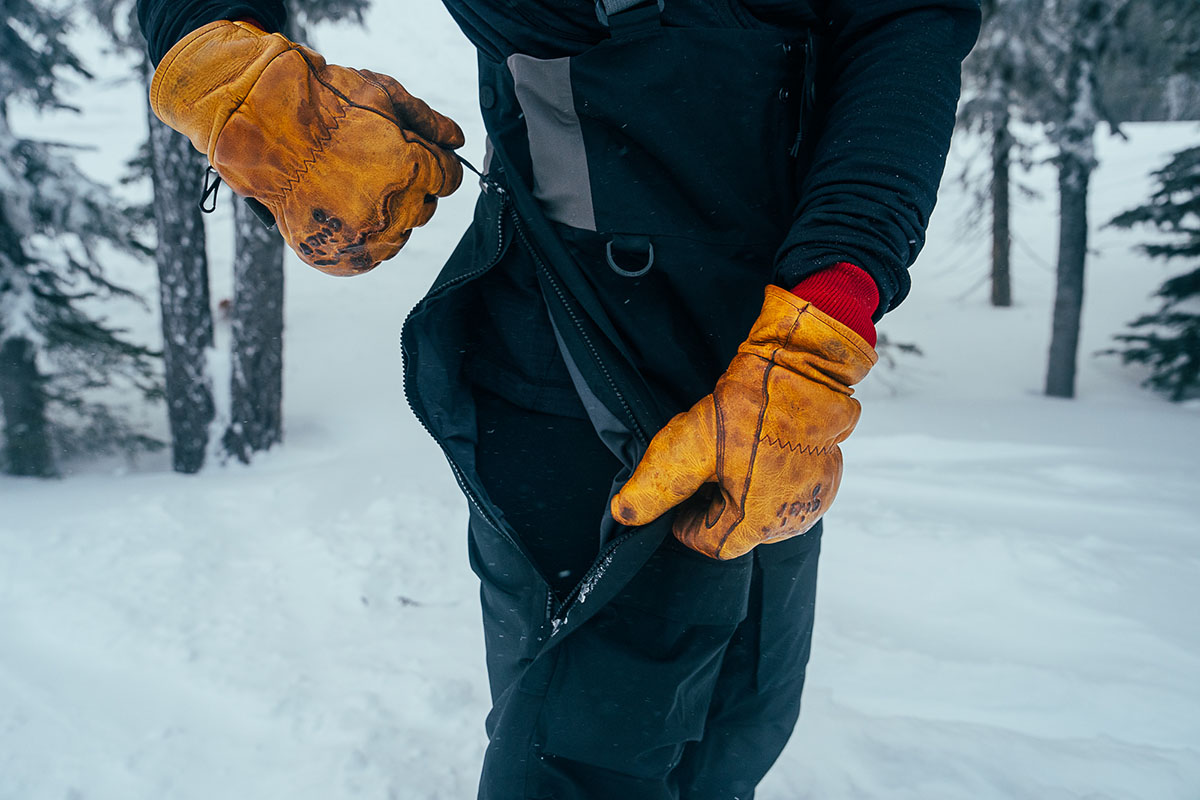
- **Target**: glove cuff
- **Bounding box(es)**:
[149,19,293,158]
[748,286,879,386]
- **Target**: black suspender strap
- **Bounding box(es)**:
[598,0,648,13]
[595,0,663,33]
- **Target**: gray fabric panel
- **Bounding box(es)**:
[480,137,495,191]
[546,306,638,548]
[600,0,647,13]
[507,54,597,232]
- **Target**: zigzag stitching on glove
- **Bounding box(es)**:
[270,102,348,201]
[759,434,833,456]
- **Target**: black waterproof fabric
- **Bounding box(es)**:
[399,10,837,796]
[137,1,979,796]
[137,0,980,315]
[467,499,822,799]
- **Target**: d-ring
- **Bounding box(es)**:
[606,238,654,278]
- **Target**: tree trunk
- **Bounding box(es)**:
[224,199,284,463]
[0,148,54,478]
[991,111,1013,307]
[0,337,55,477]
[147,107,214,473]
[1045,153,1092,399]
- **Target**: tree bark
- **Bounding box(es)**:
[991,111,1013,307]
[0,337,55,477]
[147,108,215,473]
[1045,154,1092,399]
[0,154,55,478]
[224,199,284,463]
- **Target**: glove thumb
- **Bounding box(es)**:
[611,396,718,527]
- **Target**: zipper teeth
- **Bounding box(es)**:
[402,184,649,627]
[550,529,639,623]
[507,208,649,446]
[501,206,651,624]
[400,190,512,540]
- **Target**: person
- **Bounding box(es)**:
[138,1,980,797]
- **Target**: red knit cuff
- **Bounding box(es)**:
[790,262,879,347]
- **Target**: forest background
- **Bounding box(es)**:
[0,1,1198,798]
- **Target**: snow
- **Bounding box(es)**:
[2,4,1199,799]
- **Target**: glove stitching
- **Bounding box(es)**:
[272,95,348,202]
[758,434,834,456]
[290,47,453,195]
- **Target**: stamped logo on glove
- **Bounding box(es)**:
[611,286,878,560]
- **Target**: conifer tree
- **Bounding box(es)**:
[147,101,215,473]
[90,0,217,472]
[958,0,1040,307]
[88,0,372,468]
[223,0,370,463]
[1105,147,1200,401]
[0,2,159,477]
[1026,0,1130,399]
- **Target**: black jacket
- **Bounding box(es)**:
[139,0,980,317]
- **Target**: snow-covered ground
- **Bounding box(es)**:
[2,5,1199,799]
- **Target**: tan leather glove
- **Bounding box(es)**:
[611,286,877,560]
[150,20,464,276]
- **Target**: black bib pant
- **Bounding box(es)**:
[406,4,826,796]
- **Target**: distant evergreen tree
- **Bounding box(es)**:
[0,2,159,477]
[146,95,216,473]
[86,0,372,468]
[223,0,370,464]
[89,0,216,473]
[1023,0,1131,399]
[1099,0,1200,122]
[959,0,1040,308]
[1105,147,1200,402]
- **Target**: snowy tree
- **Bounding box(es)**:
[1105,147,1200,402]
[1023,0,1131,399]
[225,199,284,463]
[86,0,371,469]
[958,0,1040,307]
[89,0,217,473]
[222,0,369,464]
[147,102,215,473]
[1099,1,1200,122]
[0,3,160,477]
[88,0,218,473]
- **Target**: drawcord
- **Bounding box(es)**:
[455,152,505,195]
[199,153,500,217]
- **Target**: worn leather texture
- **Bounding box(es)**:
[611,285,877,559]
[150,20,464,275]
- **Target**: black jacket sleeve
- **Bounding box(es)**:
[775,0,981,318]
[138,0,288,65]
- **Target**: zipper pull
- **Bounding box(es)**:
[455,152,506,196]
[199,166,222,213]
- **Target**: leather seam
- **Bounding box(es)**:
[758,434,834,456]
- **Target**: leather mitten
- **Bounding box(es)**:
[611,285,877,560]
[150,20,464,275]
